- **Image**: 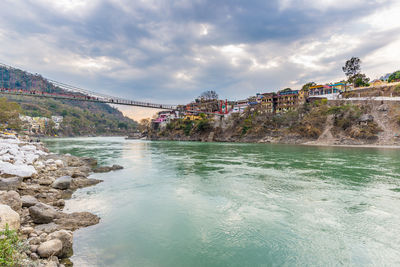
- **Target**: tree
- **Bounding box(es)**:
[353,73,370,87]
[388,71,400,83]
[199,90,218,100]
[301,82,316,92]
[342,57,370,87]
[342,57,361,79]
[0,97,21,130]
[281,88,292,92]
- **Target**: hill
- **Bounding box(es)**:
[0,66,137,136]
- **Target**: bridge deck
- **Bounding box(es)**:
[0,89,175,110]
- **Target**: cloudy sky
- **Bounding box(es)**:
[0,0,399,119]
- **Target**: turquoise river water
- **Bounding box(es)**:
[43,137,400,267]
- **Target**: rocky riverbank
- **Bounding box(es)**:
[0,134,123,266]
[150,101,400,147]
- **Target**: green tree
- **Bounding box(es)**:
[388,71,400,83]
[353,73,370,87]
[342,57,370,87]
[0,98,22,130]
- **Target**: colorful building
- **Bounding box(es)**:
[275,90,299,113]
[259,92,275,113]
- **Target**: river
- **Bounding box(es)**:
[43,137,400,266]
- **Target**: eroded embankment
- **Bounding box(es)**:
[150,100,400,147]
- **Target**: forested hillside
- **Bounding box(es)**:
[0,66,137,136]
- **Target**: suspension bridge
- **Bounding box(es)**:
[0,63,177,110]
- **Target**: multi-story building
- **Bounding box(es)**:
[259,92,276,113]
[275,90,299,113]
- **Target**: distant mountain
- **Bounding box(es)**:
[0,66,137,136]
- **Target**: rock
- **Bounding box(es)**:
[71,171,87,178]
[53,199,65,207]
[111,164,123,170]
[38,177,55,186]
[0,204,20,230]
[66,156,82,167]
[52,176,72,190]
[0,190,21,211]
[55,212,100,231]
[93,164,123,172]
[0,177,22,190]
[37,239,63,258]
[30,245,38,252]
[0,161,37,178]
[81,157,97,167]
[54,160,64,168]
[21,226,34,235]
[45,260,59,267]
[70,178,102,189]
[21,195,39,207]
[29,203,59,224]
[378,104,389,112]
[359,114,374,123]
[30,252,39,260]
[40,232,48,242]
[28,237,40,245]
[93,166,112,173]
[48,230,73,258]
[34,223,60,233]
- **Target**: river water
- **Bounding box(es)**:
[43,137,400,266]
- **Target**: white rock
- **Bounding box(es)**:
[0,161,37,178]
[54,160,64,167]
[0,204,20,230]
[37,239,63,258]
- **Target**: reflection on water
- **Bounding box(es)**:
[44,137,400,266]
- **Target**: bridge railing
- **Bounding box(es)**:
[0,62,177,110]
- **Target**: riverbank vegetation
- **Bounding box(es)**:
[0,225,27,266]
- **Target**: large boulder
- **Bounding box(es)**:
[21,195,39,208]
[55,212,100,231]
[111,164,123,170]
[81,157,97,168]
[359,114,374,123]
[52,176,72,190]
[34,222,60,234]
[0,204,20,230]
[48,230,73,258]
[0,177,22,191]
[0,190,21,212]
[0,161,37,178]
[93,166,112,173]
[70,178,102,189]
[29,203,59,224]
[37,239,63,258]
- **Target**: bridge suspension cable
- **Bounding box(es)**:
[0,62,177,110]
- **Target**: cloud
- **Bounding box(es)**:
[0,0,399,113]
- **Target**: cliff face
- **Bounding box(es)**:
[150,99,400,146]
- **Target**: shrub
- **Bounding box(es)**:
[184,121,193,136]
[0,225,24,266]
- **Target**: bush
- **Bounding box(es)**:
[195,119,211,132]
[184,121,193,136]
[388,71,400,83]
[0,225,24,266]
